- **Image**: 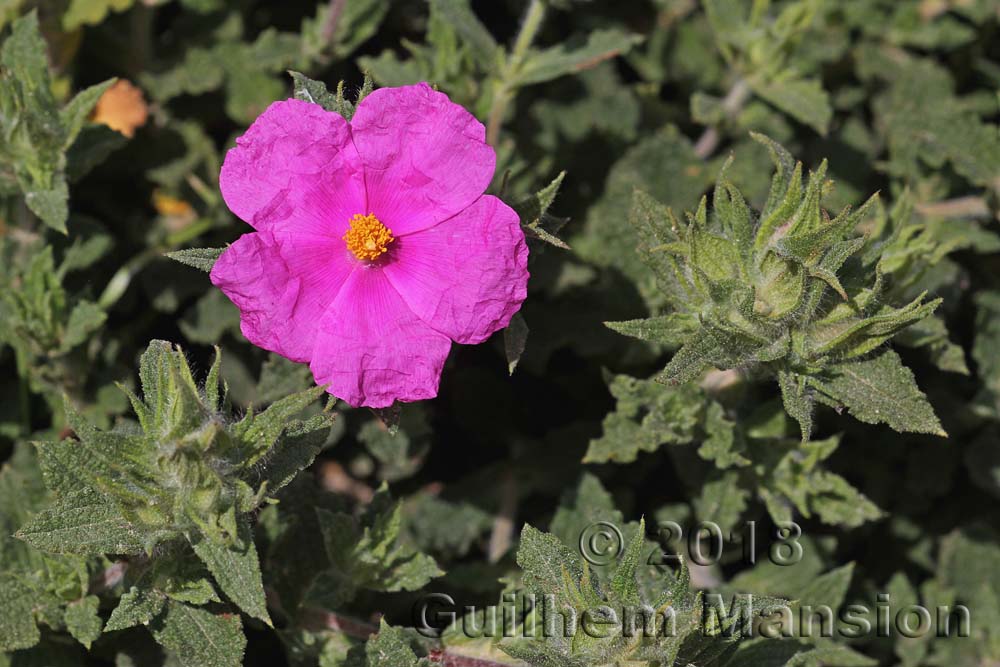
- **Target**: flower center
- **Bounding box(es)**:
[343,213,394,261]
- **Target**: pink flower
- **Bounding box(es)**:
[210,83,529,408]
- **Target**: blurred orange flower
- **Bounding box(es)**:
[153,190,197,231]
[92,80,148,138]
[153,190,194,217]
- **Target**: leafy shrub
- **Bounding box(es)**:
[1,1,999,666]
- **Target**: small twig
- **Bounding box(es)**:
[656,0,696,28]
[318,460,375,504]
[915,196,993,220]
[90,561,129,594]
[487,469,518,563]
[687,561,722,590]
[693,78,752,160]
[5,226,41,246]
[700,369,742,395]
[918,0,949,21]
[300,606,379,639]
[320,0,348,46]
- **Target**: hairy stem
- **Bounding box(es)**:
[486,0,546,146]
[915,196,993,220]
[320,0,349,46]
[97,217,212,311]
[299,606,378,639]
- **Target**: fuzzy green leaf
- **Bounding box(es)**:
[586,376,702,463]
[60,301,107,353]
[24,183,70,233]
[751,77,832,135]
[974,291,1000,416]
[61,79,117,142]
[403,493,493,559]
[428,0,498,69]
[289,71,338,111]
[859,47,1000,187]
[805,471,883,527]
[63,0,134,29]
[609,517,645,606]
[309,496,442,608]
[730,639,876,667]
[811,350,945,436]
[165,248,226,272]
[105,587,167,632]
[516,523,587,605]
[693,471,749,534]
[604,313,699,347]
[503,312,529,375]
[699,401,750,468]
[232,384,327,466]
[0,574,40,651]
[1,13,50,89]
[16,488,146,555]
[150,600,246,667]
[514,171,570,249]
[517,29,643,86]
[357,620,424,667]
[777,370,814,441]
[191,522,271,626]
[64,595,103,649]
[261,413,334,494]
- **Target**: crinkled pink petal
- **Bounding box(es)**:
[210,231,355,362]
[384,195,529,345]
[309,268,452,407]
[350,83,495,235]
[220,99,366,237]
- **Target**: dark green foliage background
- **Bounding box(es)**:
[1,1,1000,666]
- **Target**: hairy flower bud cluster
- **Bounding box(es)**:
[609,134,943,440]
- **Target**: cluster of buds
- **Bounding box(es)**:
[610,134,940,439]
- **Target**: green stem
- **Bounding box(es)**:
[185,174,220,208]
[166,217,213,247]
[15,349,31,433]
[97,247,159,311]
[97,217,213,311]
[486,0,546,146]
[510,0,546,66]
[128,3,154,77]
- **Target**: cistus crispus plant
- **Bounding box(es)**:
[1,2,999,667]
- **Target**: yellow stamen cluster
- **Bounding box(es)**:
[343,213,394,261]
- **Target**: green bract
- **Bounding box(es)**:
[609,134,945,441]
